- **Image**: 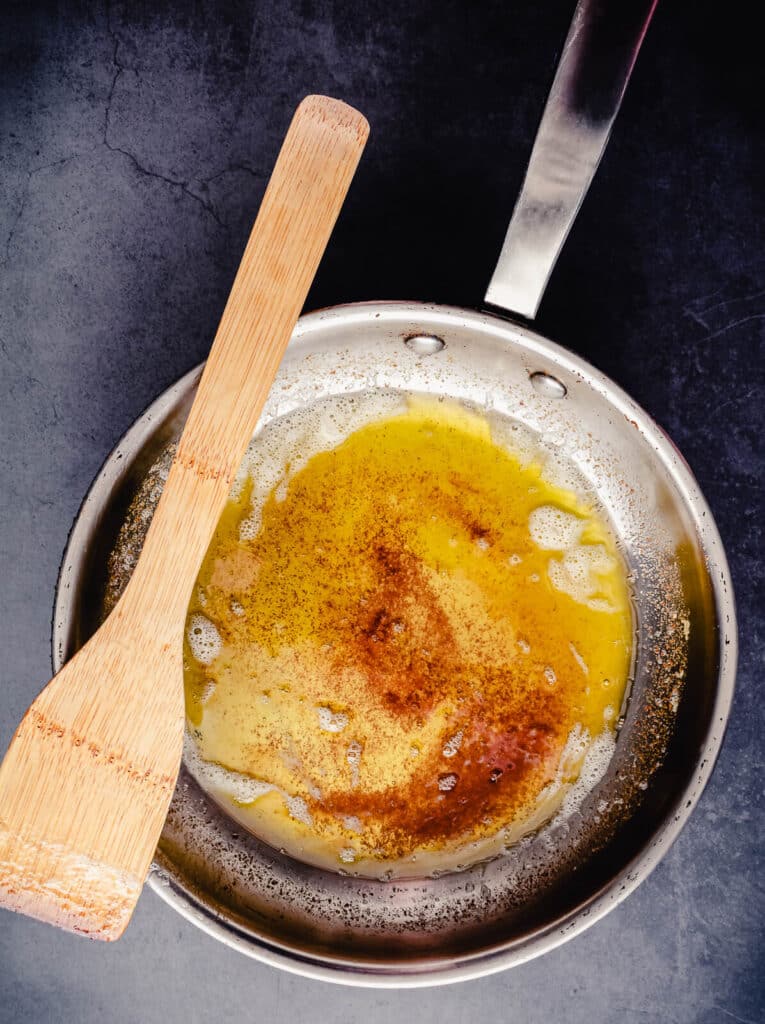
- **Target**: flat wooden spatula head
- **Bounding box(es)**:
[0,95,369,940]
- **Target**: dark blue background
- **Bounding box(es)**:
[0,2,762,1020]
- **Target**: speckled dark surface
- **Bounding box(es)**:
[0,1,762,1020]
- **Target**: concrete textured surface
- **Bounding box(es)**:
[0,1,762,1021]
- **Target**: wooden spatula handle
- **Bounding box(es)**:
[0,96,368,942]
[125,95,369,620]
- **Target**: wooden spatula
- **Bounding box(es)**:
[0,95,369,941]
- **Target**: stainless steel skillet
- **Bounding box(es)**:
[52,0,737,986]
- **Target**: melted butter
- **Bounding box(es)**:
[184,396,633,877]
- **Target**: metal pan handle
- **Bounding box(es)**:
[485,0,658,321]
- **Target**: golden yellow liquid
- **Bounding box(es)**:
[184,396,633,877]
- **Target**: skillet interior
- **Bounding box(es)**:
[53,302,735,985]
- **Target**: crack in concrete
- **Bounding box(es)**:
[102,13,224,228]
[205,163,264,184]
[102,137,225,228]
[4,180,31,265]
[697,313,765,344]
[4,10,267,264]
[713,1006,760,1024]
[3,157,75,265]
[0,336,43,387]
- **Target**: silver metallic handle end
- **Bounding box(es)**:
[485,0,658,321]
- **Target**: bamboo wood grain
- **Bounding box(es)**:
[0,95,369,940]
